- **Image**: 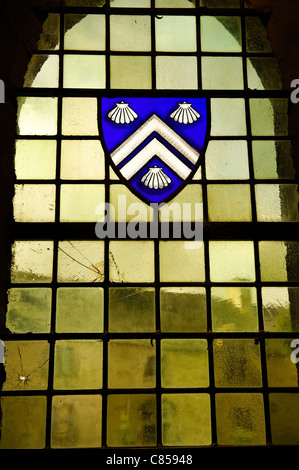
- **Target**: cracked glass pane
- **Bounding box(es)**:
[11,241,54,284]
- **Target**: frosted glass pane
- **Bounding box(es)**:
[111,0,150,5]
[15,140,57,180]
[207,184,252,221]
[211,99,246,136]
[259,241,299,282]
[245,16,272,53]
[159,241,205,282]
[250,98,289,136]
[155,16,196,52]
[206,140,249,180]
[247,57,282,90]
[156,56,198,90]
[64,14,105,50]
[60,184,105,222]
[266,339,299,387]
[110,15,151,51]
[109,241,155,283]
[255,184,299,222]
[201,16,242,52]
[14,184,56,222]
[61,140,105,180]
[18,97,57,136]
[11,241,53,284]
[156,0,195,6]
[24,55,59,88]
[252,140,295,180]
[62,98,98,135]
[270,394,299,445]
[63,55,105,88]
[202,57,243,89]
[110,56,151,89]
[209,241,255,283]
[262,287,299,332]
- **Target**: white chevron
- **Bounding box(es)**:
[111,113,200,166]
[120,138,192,180]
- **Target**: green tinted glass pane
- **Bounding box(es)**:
[63,55,105,88]
[24,55,59,88]
[14,184,56,223]
[262,287,299,332]
[155,16,196,52]
[37,14,60,50]
[108,340,156,388]
[200,0,239,5]
[64,14,105,50]
[15,140,57,180]
[266,339,299,387]
[109,241,155,283]
[250,98,289,136]
[156,0,195,6]
[107,394,156,447]
[255,184,299,222]
[57,240,104,283]
[209,241,255,282]
[6,288,52,333]
[211,287,258,332]
[51,395,102,448]
[201,16,242,52]
[213,339,262,387]
[161,339,209,388]
[109,287,155,332]
[252,140,295,180]
[202,57,243,89]
[56,287,104,333]
[162,394,211,446]
[206,140,249,180]
[160,287,206,332]
[62,98,98,135]
[247,57,282,90]
[111,56,151,89]
[110,15,151,51]
[160,241,205,282]
[17,97,58,136]
[0,397,47,449]
[211,99,246,136]
[60,184,105,222]
[156,56,198,90]
[207,184,252,221]
[111,0,150,5]
[61,140,105,180]
[259,241,299,282]
[11,241,53,284]
[2,340,49,391]
[216,394,266,445]
[53,340,103,389]
[269,394,299,445]
[245,16,272,52]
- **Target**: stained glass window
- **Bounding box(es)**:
[1,0,299,453]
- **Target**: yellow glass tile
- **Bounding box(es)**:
[158,185,203,223]
[62,98,98,135]
[159,241,205,282]
[37,13,60,50]
[266,339,299,387]
[60,184,105,222]
[156,0,195,6]
[255,184,299,222]
[11,241,54,284]
[64,14,105,50]
[24,55,59,88]
[17,97,58,136]
[252,140,295,180]
[155,16,196,52]
[14,184,56,222]
[200,0,239,5]
[259,241,299,282]
[207,184,252,222]
[109,240,155,283]
[111,0,149,5]
[247,57,282,90]
[269,394,299,445]
[110,15,151,51]
[201,16,242,52]
[109,185,154,222]
[206,140,249,180]
[249,98,289,136]
[61,140,105,180]
[245,16,272,53]
[262,287,299,332]
[110,56,152,89]
[211,98,247,136]
[209,241,255,283]
[156,56,198,90]
[63,55,105,88]
[15,140,57,180]
[202,57,243,89]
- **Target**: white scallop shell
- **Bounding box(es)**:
[141,166,172,190]
[170,101,200,124]
[108,101,138,124]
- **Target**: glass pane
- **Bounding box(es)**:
[15,140,57,180]
[206,140,249,180]
[24,55,59,88]
[252,140,295,180]
[262,287,299,332]
[109,185,154,222]
[269,394,299,445]
[0,397,47,449]
[109,241,155,283]
[210,99,246,136]
[57,240,105,283]
[2,340,49,391]
[37,13,60,50]
[156,0,195,6]
[107,394,156,447]
[53,340,103,389]
[64,0,105,5]
[162,394,211,446]
[51,395,102,448]
[63,55,105,88]
[209,241,255,283]
[110,15,151,51]
[61,140,105,180]
[156,56,198,90]
[108,339,156,388]
[266,339,299,387]
[11,241,53,283]
[161,339,209,388]
[255,184,299,222]
[202,57,243,89]
[211,287,258,332]
[64,14,105,50]
[213,339,262,387]
[155,16,196,52]
[247,57,282,90]
[200,0,240,5]
[14,184,56,222]
[158,185,203,222]
[109,287,155,332]
[250,98,289,136]
[245,16,272,52]
[60,184,105,222]
[62,98,98,136]
[207,184,252,221]
[201,16,242,52]
[56,287,104,333]
[111,0,150,5]
[17,97,58,136]
[216,394,266,445]
[160,287,206,332]
[159,241,205,282]
[6,288,52,333]
[110,56,152,89]
[259,241,299,282]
